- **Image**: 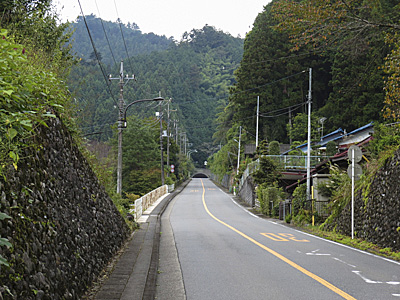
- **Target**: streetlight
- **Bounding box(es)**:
[187,149,197,159]
[116,97,165,194]
[319,117,327,141]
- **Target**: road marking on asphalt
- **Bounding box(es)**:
[229,197,262,219]
[292,229,400,266]
[306,249,331,256]
[352,271,400,285]
[332,257,356,268]
[200,179,357,300]
[260,233,310,242]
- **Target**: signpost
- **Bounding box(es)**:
[348,145,362,239]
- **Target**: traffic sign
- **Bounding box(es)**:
[348,145,362,163]
[347,163,362,180]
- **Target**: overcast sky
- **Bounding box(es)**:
[54,0,270,40]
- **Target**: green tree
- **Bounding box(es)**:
[269,141,280,155]
[252,156,281,185]
[118,115,161,195]
[226,2,331,145]
[287,112,321,143]
[272,0,399,129]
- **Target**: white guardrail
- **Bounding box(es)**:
[129,184,174,221]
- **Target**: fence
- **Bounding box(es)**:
[129,185,168,221]
[278,199,330,221]
[263,155,326,170]
[305,199,330,218]
[238,155,326,190]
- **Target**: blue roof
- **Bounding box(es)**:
[282,123,373,155]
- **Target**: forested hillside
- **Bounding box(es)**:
[68,16,244,165]
[210,0,400,178]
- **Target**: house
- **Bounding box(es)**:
[282,122,374,194]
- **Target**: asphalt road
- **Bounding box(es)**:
[156,178,400,300]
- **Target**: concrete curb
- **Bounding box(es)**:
[92,180,191,300]
[143,180,191,299]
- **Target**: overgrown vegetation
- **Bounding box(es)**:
[0,0,74,267]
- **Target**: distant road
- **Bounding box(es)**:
[156,178,400,300]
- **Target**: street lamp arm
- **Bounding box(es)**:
[122,97,165,126]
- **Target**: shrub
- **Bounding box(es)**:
[256,184,285,216]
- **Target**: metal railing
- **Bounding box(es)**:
[264,155,327,170]
[238,155,326,189]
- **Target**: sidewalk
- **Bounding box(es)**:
[93,182,189,300]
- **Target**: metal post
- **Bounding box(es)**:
[256,96,259,148]
[159,102,165,185]
[236,126,242,175]
[306,68,312,201]
[166,99,170,173]
[351,148,355,239]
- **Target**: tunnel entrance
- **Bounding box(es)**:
[192,173,208,178]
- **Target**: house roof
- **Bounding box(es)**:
[283,122,374,155]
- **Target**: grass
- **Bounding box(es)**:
[301,226,400,262]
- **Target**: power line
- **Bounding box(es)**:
[259,101,306,118]
[77,0,119,108]
[113,0,135,73]
[177,70,307,106]
[94,0,118,67]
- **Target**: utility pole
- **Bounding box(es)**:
[289,106,293,145]
[256,96,259,148]
[306,68,312,201]
[159,98,165,185]
[184,133,187,156]
[166,99,170,174]
[237,126,242,175]
[166,99,175,173]
[109,60,135,194]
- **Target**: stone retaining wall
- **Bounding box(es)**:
[0,117,129,299]
[329,149,400,252]
[238,176,255,207]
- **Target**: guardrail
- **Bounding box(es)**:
[129,185,168,221]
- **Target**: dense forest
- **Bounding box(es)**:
[209,0,400,178]
[68,16,244,167]
[66,0,400,192]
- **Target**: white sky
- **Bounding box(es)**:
[54,0,271,40]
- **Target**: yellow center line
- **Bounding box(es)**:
[200,179,356,300]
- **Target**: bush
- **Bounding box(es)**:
[292,184,307,215]
[256,184,285,216]
[269,141,280,155]
[367,123,400,158]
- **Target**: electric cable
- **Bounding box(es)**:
[94,0,118,68]
[77,0,119,108]
[113,0,135,73]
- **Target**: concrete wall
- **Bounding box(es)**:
[238,176,255,207]
[0,117,129,299]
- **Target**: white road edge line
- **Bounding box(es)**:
[216,180,400,266]
[293,229,400,266]
[229,197,262,219]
